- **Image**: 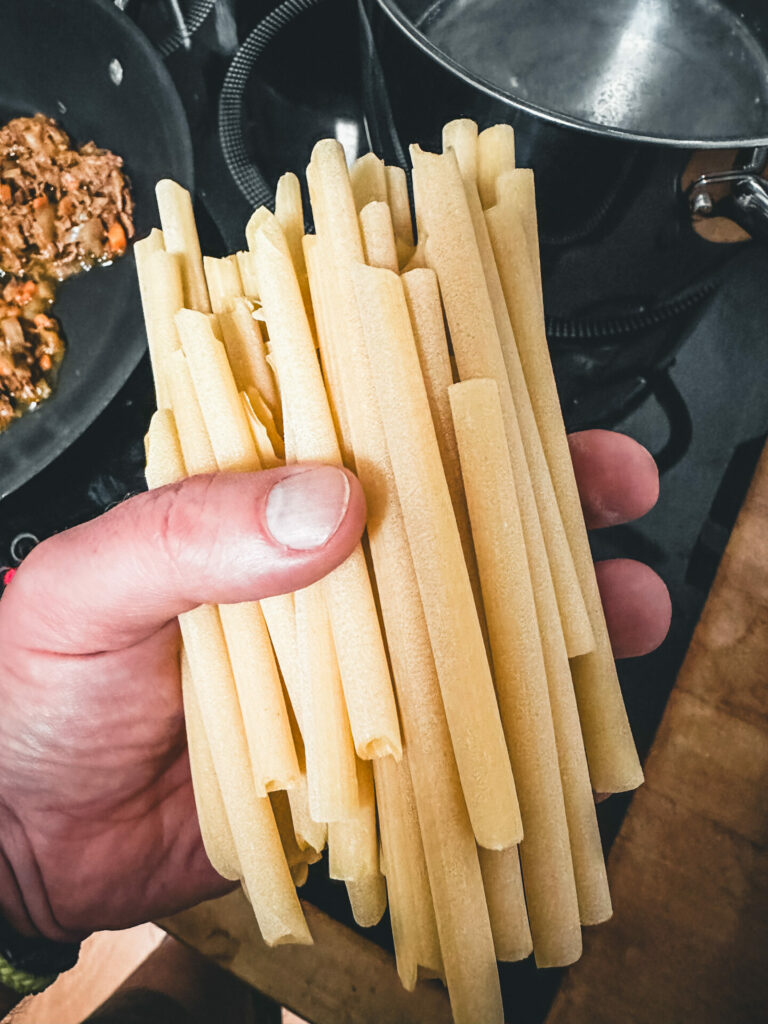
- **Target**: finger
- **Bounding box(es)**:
[595,558,671,658]
[3,465,365,654]
[568,429,659,529]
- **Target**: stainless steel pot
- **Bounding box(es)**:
[360,0,768,426]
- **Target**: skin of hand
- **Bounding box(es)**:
[0,431,670,946]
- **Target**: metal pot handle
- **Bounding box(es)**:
[687,147,768,242]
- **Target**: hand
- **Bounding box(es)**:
[0,434,669,942]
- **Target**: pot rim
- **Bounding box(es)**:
[374,0,768,150]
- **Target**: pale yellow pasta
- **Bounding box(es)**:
[477,124,516,208]
[350,261,521,852]
[346,873,387,928]
[134,237,183,409]
[410,144,593,659]
[478,847,532,962]
[350,151,388,211]
[400,268,486,645]
[155,179,211,313]
[235,250,260,299]
[181,646,239,881]
[328,758,379,881]
[496,168,542,297]
[442,117,479,181]
[385,164,414,247]
[449,378,581,967]
[145,411,308,946]
[359,201,398,273]
[486,199,642,797]
[217,297,281,426]
[167,350,218,475]
[307,141,503,1023]
[254,214,401,762]
[203,254,243,314]
[294,582,359,823]
[374,755,442,990]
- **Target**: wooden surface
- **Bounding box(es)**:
[161,891,452,1024]
[14,925,164,1024]
[547,440,768,1024]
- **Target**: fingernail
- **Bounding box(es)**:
[265,467,350,550]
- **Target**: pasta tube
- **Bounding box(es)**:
[181,646,239,881]
[477,124,516,208]
[375,755,443,990]
[486,200,643,795]
[145,411,308,946]
[203,254,243,314]
[410,145,593,658]
[478,847,532,962]
[350,152,388,211]
[155,179,211,313]
[449,378,581,966]
[385,164,414,247]
[254,214,401,762]
[350,261,521,851]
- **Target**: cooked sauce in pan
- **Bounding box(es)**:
[0,114,134,431]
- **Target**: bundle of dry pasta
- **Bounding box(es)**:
[138,117,642,1024]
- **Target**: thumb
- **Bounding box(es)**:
[1,464,365,654]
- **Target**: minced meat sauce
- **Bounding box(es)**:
[0,114,134,430]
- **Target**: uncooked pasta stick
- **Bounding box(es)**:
[478,847,532,962]
[176,309,257,471]
[181,647,239,881]
[241,391,279,468]
[145,412,309,946]
[385,164,414,246]
[477,124,516,208]
[203,254,243,314]
[400,268,485,639]
[134,232,180,409]
[496,168,542,297]
[402,238,427,271]
[411,145,593,658]
[449,378,581,967]
[307,143,502,1021]
[359,201,398,273]
[244,205,273,252]
[244,386,284,458]
[329,758,379,881]
[236,250,260,299]
[167,350,218,474]
[217,297,281,425]
[288,771,328,854]
[350,262,521,851]
[486,201,643,796]
[255,215,401,761]
[308,141,516,840]
[303,234,354,466]
[219,598,300,792]
[452,144,593,659]
[442,117,479,181]
[350,152,388,211]
[270,790,321,872]
[274,172,313,322]
[174,311,300,793]
[155,179,211,313]
[274,172,306,273]
[295,582,359,822]
[346,873,387,928]
[375,755,443,990]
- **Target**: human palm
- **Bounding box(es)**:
[0,435,669,942]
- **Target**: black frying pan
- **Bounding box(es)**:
[0,0,193,500]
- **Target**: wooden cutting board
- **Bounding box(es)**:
[547,440,768,1024]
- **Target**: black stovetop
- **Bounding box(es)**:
[1,2,767,1021]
